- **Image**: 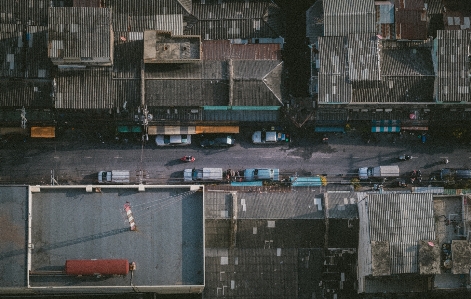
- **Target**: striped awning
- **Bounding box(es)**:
[371,126,400,133]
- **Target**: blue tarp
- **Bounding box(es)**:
[231,181,263,186]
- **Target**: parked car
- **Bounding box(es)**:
[180,156,195,162]
[200,135,235,148]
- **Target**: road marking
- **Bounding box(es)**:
[114,156,122,159]
[352,157,360,159]
[54,156,59,159]
[84,156,92,158]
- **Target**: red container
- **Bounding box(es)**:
[65,259,129,276]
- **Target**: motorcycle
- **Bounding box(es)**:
[398,154,411,161]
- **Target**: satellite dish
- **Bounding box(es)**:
[147,114,153,121]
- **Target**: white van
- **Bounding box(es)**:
[155,134,192,146]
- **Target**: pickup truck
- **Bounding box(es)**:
[98,170,130,184]
[184,168,224,182]
[358,165,399,180]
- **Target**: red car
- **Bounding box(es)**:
[181,156,195,162]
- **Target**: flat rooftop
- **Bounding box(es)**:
[28,185,204,293]
[0,186,29,290]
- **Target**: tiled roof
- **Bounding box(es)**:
[318,36,351,103]
[323,0,376,37]
[107,0,189,32]
[144,60,283,107]
[201,40,281,60]
[189,2,283,40]
[365,193,435,275]
[435,30,471,102]
[145,78,229,107]
[306,0,324,45]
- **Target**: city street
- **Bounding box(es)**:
[0,128,469,186]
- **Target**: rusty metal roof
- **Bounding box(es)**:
[394,0,428,40]
[201,40,281,60]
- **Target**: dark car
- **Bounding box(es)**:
[200,135,235,148]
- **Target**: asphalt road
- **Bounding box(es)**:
[0,129,469,186]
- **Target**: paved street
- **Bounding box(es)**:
[0,128,469,186]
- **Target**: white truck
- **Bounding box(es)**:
[358,166,399,180]
[98,170,130,184]
[252,131,290,143]
[184,168,224,182]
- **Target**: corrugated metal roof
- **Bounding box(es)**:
[351,39,435,103]
[48,7,111,63]
[0,0,49,26]
[202,40,281,60]
[323,0,376,37]
[203,109,279,122]
[351,76,435,103]
[112,31,143,79]
[73,0,103,7]
[205,190,324,220]
[435,30,471,102]
[190,2,283,40]
[204,248,302,299]
[381,40,434,76]
[348,33,380,81]
[0,79,52,107]
[395,0,428,40]
[0,25,52,79]
[366,193,435,274]
[424,0,443,15]
[318,36,351,103]
[324,191,358,219]
[54,68,140,109]
[107,0,189,32]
